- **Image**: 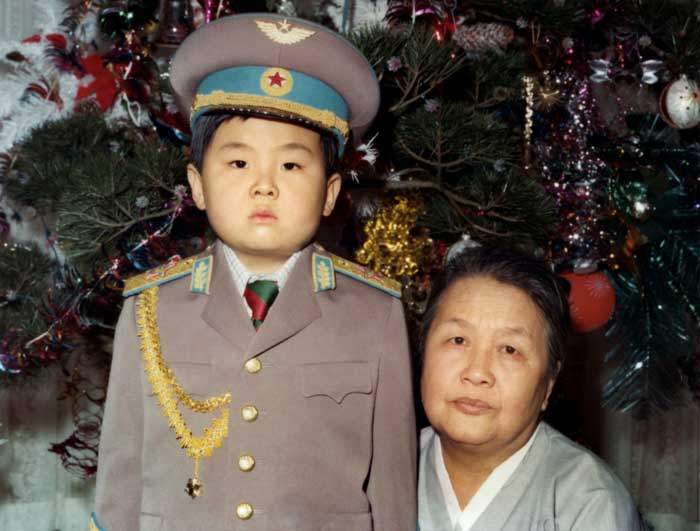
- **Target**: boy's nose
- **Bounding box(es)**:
[251,175,279,199]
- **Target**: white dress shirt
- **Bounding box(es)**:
[222,244,301,315]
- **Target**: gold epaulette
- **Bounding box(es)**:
[312,249,402,298]
[122,254,214,298]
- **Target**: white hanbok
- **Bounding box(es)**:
[418,422,644,531]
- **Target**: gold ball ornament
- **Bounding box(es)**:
[659,75,700,129]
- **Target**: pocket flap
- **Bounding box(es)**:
[299,362,374,404]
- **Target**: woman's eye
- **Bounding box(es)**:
[502,345,518,355]
[450,337,465,346]
[230,160,247,169]
[282,162,301,171]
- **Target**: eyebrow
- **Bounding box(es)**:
[275,142,314,155]
[440,318,532,338]
[217,141,250,151]
[217,141,314,155]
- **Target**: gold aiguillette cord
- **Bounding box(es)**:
[136,286,232,498]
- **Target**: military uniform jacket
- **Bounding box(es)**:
[418,422,643,531]
[93,241,417,531]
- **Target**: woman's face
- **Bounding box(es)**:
[421,275,556,457]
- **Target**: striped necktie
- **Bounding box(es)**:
[243,280,279,330]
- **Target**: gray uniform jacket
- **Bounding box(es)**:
[93,241,417,531]
[419,422,643,531]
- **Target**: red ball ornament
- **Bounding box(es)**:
[559,271,616,333]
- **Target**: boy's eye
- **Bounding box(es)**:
[282,162,301,171]
[449,337,465,346]
[230,160,247,169]
[501,345,519,355]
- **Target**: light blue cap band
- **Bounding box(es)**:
[191,65,350,155]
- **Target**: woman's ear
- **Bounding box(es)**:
[541,361,561,412]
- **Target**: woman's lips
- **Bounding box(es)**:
[452,397,493,415]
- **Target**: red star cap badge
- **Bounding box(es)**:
[268,71,286,87]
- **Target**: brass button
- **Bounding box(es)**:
[238,454,255,472]
[241,405,259,422]
[236,502,254,520]
[244,358,262,374]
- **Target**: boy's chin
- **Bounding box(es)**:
[222,239,310,269]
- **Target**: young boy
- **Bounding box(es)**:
[91,13,416,531]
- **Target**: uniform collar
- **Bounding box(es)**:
[201,240,321,358]
[222,243,302,296]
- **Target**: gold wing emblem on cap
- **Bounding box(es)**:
[255,19,316,45]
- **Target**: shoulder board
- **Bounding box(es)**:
[89,513,106,531]
[330,254,402,299]
[123,255,211,298]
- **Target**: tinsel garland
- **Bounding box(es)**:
[356,194,433,281]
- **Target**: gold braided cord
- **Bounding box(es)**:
[192,91,350,137]
[136,287,231,459]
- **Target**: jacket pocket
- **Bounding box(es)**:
[139,512,163,531]
[298,361,374,404]
[322,512,373,531]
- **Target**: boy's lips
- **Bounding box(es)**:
[250,209,277,221]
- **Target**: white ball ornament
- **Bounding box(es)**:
[659,75,700,129]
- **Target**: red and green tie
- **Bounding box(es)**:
[243,279,279,330]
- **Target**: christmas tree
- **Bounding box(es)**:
[1,0,699,476]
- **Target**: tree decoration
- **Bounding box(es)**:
[198,0,232,24]
[98,0,160,38]
[355,194,433,280]
[0,243,61,376]
[611,181,654,221]
[157,0,195,44]
[523,74,535,169]
[452,23,514,53]
[560,270,616,333]
[659,76,700,129]
[385,0,456,31]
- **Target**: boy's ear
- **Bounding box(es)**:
[187,164,206,211]
[322,172,342,216]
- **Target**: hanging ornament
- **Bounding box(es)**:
[612,181,654,221]
[659,75,700,129]
[522,75,534,170]
[99,0,160,37]
[157,0,194,45]
[589,58,612,83]
[198,0,230,24]
[559,270,616,333]
[452,23,514,52]
[639,59,664,85]
[386,0,454,29]
[271,0,297,17]
[444,234,480,264]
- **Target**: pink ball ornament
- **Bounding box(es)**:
[659,75,700,129]
[559,271,616,333]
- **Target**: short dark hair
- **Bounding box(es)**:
[420,246,570,378]
[189,112,340,176]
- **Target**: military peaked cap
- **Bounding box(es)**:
[169,13,380,154]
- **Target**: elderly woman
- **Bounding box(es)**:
[418,246,643,531]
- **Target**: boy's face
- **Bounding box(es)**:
[187,116,341,273]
